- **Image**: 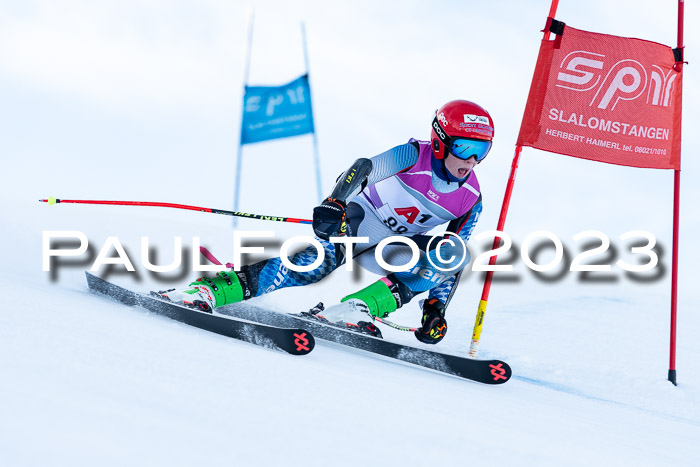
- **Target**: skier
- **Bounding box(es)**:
[157,100,494,344]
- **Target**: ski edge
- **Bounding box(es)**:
[84,272,315,356]
[221,304,512,384]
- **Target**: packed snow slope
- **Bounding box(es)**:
[2,203,699,467]
[2,0,700,465]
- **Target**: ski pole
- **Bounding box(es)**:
[374,317,418,332]
[39,197,312,225]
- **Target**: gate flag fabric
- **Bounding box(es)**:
[517,25,682,170]
[240,74,315,145]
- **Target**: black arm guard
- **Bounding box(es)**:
[328,158,373,203]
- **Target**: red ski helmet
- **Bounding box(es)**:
[431,100,495,161]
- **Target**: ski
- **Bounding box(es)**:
[85,272,509,383]
[85,272,314,356]
[219,302,512,384]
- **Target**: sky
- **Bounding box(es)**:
[1,0,698,356]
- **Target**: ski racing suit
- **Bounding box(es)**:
[233,139,482,313]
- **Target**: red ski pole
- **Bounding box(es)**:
[39,197,312,225]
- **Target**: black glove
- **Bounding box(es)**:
[313,198,348,240]
[414,298,447,344]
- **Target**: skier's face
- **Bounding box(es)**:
[444,153,478,179]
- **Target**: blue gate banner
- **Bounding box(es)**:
[240,74,315,144]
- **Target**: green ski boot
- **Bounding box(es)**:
[314,277,404,336]
[154,271,248,312]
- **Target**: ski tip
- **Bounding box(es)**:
[487,361,512,384]
[41,197,58,205]
[289,330,315,355]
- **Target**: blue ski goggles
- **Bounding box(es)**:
[449,138,492,162]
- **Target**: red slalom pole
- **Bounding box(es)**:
[39,197,312,225]
[668,0,685,386]
[468,0,559,358]
[469,146,524,357]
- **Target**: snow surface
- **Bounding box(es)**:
[2,1,700,466]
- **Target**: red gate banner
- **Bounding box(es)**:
[517,25,682,169]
